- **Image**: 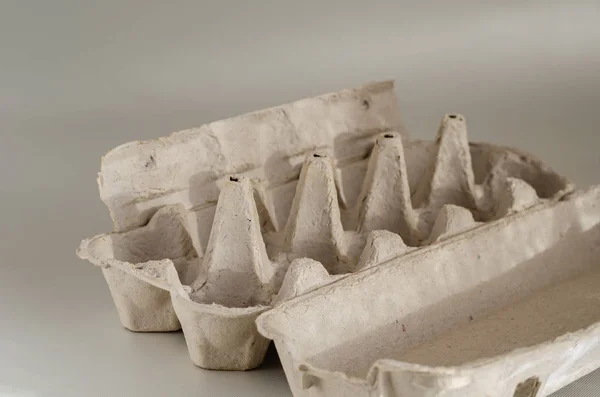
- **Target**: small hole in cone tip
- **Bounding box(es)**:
[449,114,457,119]
[383,134,394,138]
[229,177,239,182]
[313,154,323,158]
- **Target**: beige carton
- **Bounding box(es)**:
[257,185,600,397]
[77,81,571,371]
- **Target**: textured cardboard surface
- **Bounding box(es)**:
[4,2,600,396]
[257,185,600,397]
[78,82,571,372]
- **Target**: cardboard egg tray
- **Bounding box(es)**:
[77,81,597,397]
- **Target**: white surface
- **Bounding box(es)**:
[0,1,598,396]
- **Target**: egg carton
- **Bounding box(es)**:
[257,184,600,397]
[77,81,571,371]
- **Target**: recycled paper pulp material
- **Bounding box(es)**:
[78,81,571,370]
[257,185,600,397]
[87,81,405,336]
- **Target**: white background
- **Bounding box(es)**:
[0,1,599,396]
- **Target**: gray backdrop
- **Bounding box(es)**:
[1,1,599,396]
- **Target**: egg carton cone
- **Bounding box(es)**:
[77,81,571,370]
[257,184,600,397]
